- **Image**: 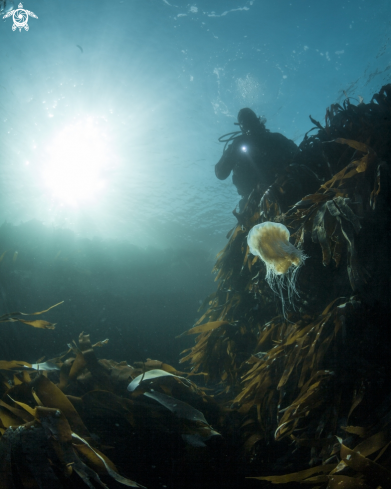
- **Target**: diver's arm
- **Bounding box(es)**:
[215,145,236,180]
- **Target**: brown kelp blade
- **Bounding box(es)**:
[0,301,64,329]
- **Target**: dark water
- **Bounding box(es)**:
[0,219,216,365]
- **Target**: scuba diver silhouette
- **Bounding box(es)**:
[215,108,299,211]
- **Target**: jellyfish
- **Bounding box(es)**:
[247,221,307,315]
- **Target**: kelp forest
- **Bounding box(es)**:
[1,84,391,489]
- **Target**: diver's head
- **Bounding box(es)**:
[236,108,265,135]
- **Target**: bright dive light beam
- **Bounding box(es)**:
[44,120,109,206]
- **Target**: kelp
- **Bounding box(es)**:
[0,405,144,488]
[0,367,145,488]
[284,137,382,291]
[177,84,391,483]
[0,301,64,330]
[252,430,391,488]
[0,330,225,488]
[222,295,375,474]
[179,320,258,387]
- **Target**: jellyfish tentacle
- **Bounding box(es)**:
[247,221,307,317]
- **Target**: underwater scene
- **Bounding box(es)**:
[0,0,391,488]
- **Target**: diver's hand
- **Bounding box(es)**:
[215,145,236,180]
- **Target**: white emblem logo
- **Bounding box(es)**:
[2,2,38,31]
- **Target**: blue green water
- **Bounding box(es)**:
[0,0,389,251]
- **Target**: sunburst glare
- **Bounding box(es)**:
[43,119,110,207]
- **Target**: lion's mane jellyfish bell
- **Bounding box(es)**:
[247,221,307,315]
